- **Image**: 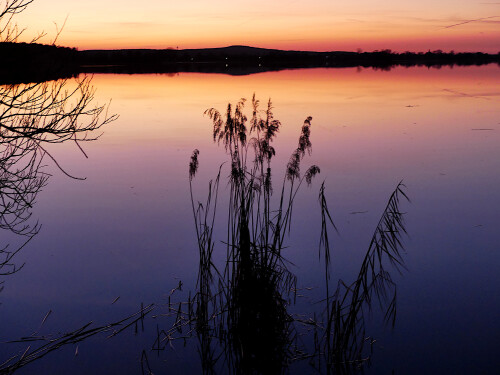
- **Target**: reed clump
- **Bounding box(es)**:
[156,95,409,375]
[188,94,322,374]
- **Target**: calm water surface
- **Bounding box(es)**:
[1,66,499,374]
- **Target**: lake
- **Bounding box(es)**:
[1,65,499,374]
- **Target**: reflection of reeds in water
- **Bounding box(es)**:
[162,95,409,374]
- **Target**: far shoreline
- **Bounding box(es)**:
[1,43,499,84]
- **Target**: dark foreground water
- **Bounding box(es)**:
[1,66,499,374]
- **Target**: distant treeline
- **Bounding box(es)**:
[79,46,500,69]
[0,42,79,83]
[1,43,499,83]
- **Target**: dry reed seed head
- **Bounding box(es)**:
[285,117,314,179]
[298,119,312,156]
[189,149,200,180]
[238,130,247,146]
[265,120,281,141]
[305,165,321,186]
[252,93,259,110]
[266,98,274,118]
[266,145,276,161]
[230,160,244,183]
[258,139,276,162]
[286,150,301,181]
[258,119,266,132]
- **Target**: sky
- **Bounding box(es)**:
[11,0,500,52]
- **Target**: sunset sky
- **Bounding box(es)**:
[13,0,500,52]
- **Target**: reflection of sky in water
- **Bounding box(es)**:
[1,66,499,374]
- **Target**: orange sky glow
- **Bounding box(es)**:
[12,0,500,52]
